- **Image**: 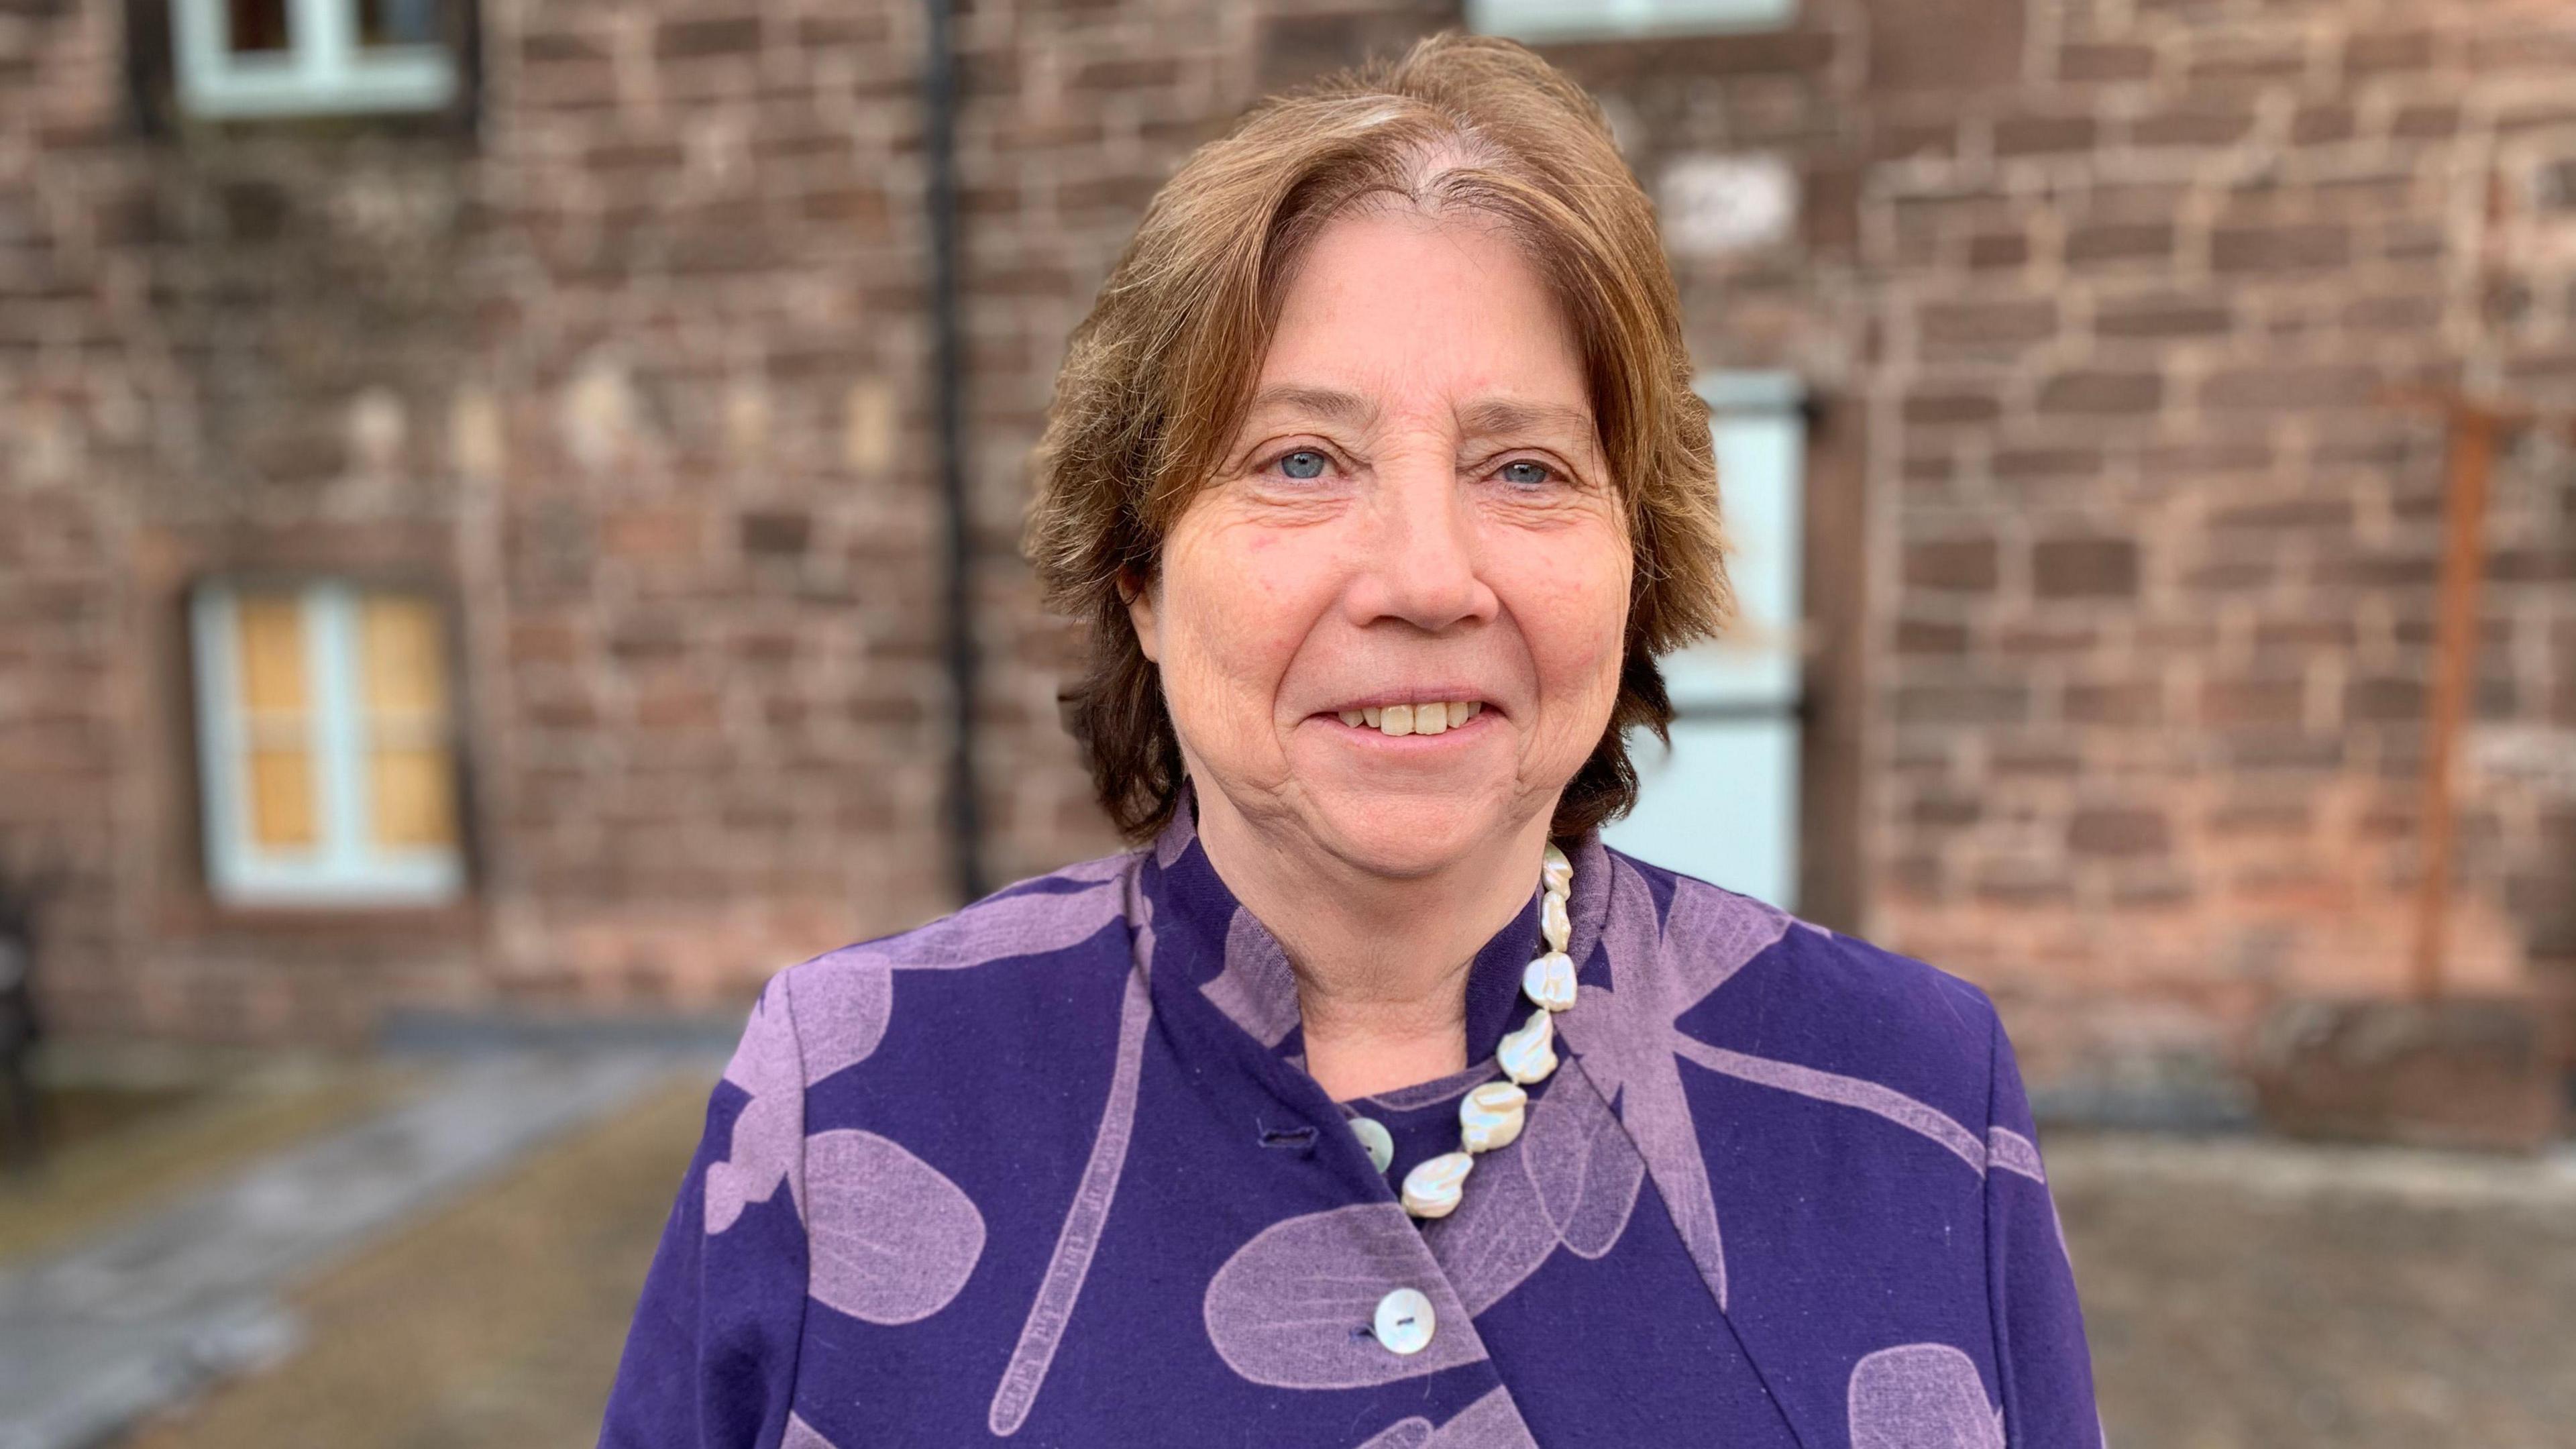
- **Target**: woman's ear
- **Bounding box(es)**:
[1119,569,1161,664]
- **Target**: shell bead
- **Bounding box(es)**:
[1542,843,1573,896]
[1392,847,1576,1220]
[1495,1006,1558,1086]
[1400,1151,1475,1218]
[1522,951,1576,1012]
[1540,892,1570,954]
[1458,1081,1528,1153]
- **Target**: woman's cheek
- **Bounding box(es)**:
[1165,525,1302,764]
[1534,536,1632,700]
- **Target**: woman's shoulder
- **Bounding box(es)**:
[740,849,1146,1080]
[1603,845,2008,1108]
[784,850,1140,985]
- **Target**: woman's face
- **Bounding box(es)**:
[1128,207,1632,879]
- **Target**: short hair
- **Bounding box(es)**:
[1024,31,1735,843]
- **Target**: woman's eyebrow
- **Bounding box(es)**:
[1244,384,1378,427]
[1238,387,1593,445]
[1456,397,1594,441]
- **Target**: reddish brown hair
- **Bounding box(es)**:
[1026,32,1734,842]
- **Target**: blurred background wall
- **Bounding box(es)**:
[2,0,2572,1116]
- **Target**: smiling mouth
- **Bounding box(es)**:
[1330,700,1485,738]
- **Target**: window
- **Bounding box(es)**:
[1603,372,1807,909]
[1466,0,1796,43]
[173,0,459,118]
[191,580,464,906]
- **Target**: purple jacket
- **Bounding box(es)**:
[600,796,2100,1446]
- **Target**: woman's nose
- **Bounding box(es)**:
[1346,467,1496,633]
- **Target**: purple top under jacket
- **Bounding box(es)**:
[600,793,2100,1448]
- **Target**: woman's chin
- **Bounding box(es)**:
[1292,788,1521,881]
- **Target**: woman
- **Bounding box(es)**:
[603,33,2098,1449]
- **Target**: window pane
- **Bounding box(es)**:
[369,746,456,849]
[359,0,443,48]
[236,594,308,718]
[226,0,292,54]
[359,593,457,851]
[1468,0,1795,40]
[360,594,447,718]
[247,746,319,848]
[233,596,317,849]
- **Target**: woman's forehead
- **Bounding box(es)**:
[1236,382,1597,444]
[1238,213,1597,443]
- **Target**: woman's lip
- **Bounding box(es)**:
[1308,686,1494,711]
[1311,708,1497,741]
[1311,696,1497,716]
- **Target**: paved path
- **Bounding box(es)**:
[2052,1132,2576,1449]
[0,1051,676,1449]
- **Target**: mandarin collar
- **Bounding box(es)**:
[1136,784,1614,1102]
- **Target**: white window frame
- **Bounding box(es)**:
[1603,371,1808,909]
[191,580,465,908]
[1466,0,1797,44]
[173,0,458,119]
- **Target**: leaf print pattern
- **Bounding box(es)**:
[1202,906,1301,1048]
[1203,1203,1489,1389]
[1359,1063,1500,1113]
[1670,1036,1989,1173]
[793,959,894,1091]
[1353,1420,1430,1449]
[1847,1344,2006,1449]
[1650,867,2034,1187]
[805,1129,987,1324]
[1520,1059,1645,1259]
[1417,1065,1644,1315]
[1555,853,1788,1309]
[987,870,1158,1437]
[867,873,1129,973]
[1155,792,1197,865]
[705,979,805,1233]
[1419,1118,1558,1317]
[1987,1126,2046,1183]
[1662,869,1796,1004]
[702,870,1131,1240]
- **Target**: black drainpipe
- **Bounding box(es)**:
[924,0,987,903]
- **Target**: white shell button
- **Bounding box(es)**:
[1373,1287,1436,1356]
[1348,1115,1395,1174]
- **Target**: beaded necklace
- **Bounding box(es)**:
[1343,842,1575,1221]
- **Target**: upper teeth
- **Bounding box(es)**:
[1340,701,1481,737]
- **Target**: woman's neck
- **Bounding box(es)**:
[1191,787,1551,1102]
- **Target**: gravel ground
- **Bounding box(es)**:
[86,1089,2576,1449]
[2051,1132,2576,1449]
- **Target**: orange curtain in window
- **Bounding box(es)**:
[360,594,458,851]
[235,594,317,849]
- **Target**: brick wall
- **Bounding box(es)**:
[1,0,2569,1099]
[1846,0,2576,1090]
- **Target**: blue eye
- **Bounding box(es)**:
[1278,449,1328,480]
[1499,460,1554,486]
